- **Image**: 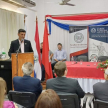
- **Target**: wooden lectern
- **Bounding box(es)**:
[11,53,34,80]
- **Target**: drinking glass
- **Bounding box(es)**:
[80,59,83,65]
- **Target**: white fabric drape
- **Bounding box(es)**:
[0,9,24,57]
[49,23,70,60]
[73,78,105,93]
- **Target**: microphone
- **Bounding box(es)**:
[21,39,24,43]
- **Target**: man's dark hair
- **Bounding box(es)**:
[57,43,62,46]
[18,29,26,34]
[54,62,66,77]
[41,42,43,44]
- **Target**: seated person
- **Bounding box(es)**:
[54,43,67,62]
[35,89,62,108]
[13,62,42,100]
[93,68,108,101]
[46,62,85,106]
[0,77,18,108]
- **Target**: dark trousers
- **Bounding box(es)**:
[41,64,45,81]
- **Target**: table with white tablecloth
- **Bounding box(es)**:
[66,61,105,93]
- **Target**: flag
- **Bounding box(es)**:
[34,17,41,80]
[42,20,53,79]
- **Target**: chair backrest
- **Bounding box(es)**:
[98,56,108,62]
[94,99,108,108]
[77,55,88,61]
[58,93,79,108]
[8,90,36,108]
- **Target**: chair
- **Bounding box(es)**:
[77,55,88,62]
[58,93,87,108]
[8,90,36,108]
[89,96,108,108]
[98,56,108,62]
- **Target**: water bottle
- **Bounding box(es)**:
[71,56,74,64]
[94,57,97,65]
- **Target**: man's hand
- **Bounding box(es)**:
[62,59,66,62]
[54,59,58,62]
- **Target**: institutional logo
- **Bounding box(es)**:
[91,28,96,33]
[90,54,98,62]
[74,33,84,43]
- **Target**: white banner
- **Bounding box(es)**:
[69,26,88,59]
[89,26,108,61]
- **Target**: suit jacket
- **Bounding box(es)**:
[13,75,42,99]
[8,39,33,57]
[46,77,85,104]
[93,80,108,101]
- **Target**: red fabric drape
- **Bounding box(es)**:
[46,14,108,21]
[42,21,53,79]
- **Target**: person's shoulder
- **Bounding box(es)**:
[11,39,18,43]
[49,50,53,53]
[62,49,66,52]
[30,77,41,83]
[93,82,105,91]
[55,49,58,52]
[66,77,77,81]
[93,82,103,88]
[13,76,22,81]
[24,39,30,43]
[47,78,55,83]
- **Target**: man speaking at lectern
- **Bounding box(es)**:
[8,29,33,57]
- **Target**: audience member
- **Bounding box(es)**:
[0,77,18,108]
[35,89,62,108]
[93,68,108,101]
[46,62,85,106]
[13,62,42,100]
[54,43,67,62]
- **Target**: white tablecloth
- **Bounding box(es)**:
[74,78,105,93]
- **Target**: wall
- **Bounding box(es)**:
[0,0,37,51]
[36,0,108,43]
[0,0,108,51]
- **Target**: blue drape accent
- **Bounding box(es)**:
[89,20,108,26]
[47,19,108,34]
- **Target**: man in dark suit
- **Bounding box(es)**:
[93,68,108,101]
[46,62,85,106]
[13,62,42,100]
[8,29,33,57]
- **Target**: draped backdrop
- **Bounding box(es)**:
[46,13,108,60]
[0,9,24,57]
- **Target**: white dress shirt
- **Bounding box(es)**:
[19,40,24,53]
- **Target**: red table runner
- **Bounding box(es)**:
[66,62,104,79]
